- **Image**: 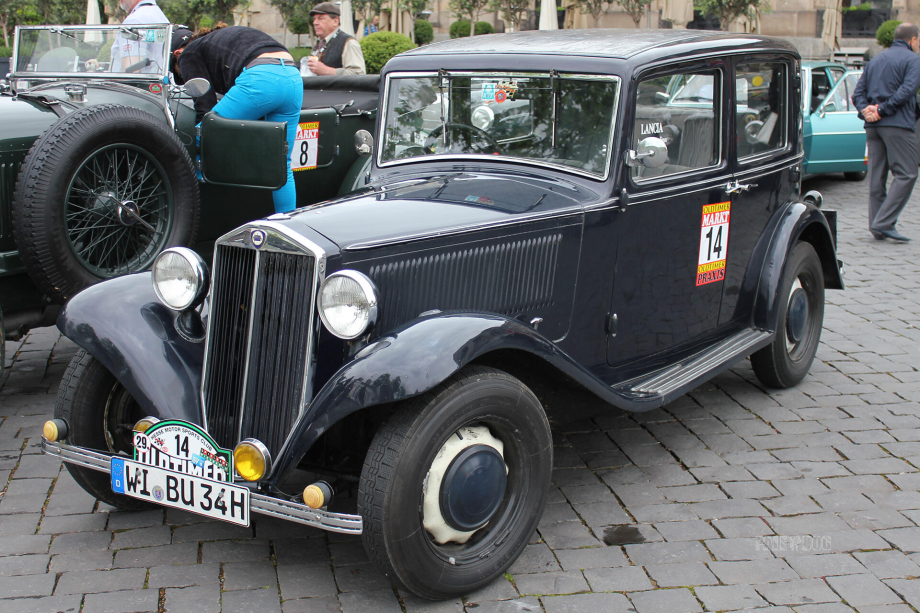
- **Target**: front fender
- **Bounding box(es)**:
[57,273,204,424]
[753,201,843,332]
[268,312,654,487]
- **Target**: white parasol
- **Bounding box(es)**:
[539,0,559,30]
[339,0,355,35]
[822,0,842,53]
[662,0,694,28]
[85,0,103,43]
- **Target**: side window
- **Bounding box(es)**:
[828,67,845,84]
[737,62,787,159]
[809,70,831,114]
[827,80,850,113]
[632,70,721,180]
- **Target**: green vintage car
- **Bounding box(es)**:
[0,24,376,368]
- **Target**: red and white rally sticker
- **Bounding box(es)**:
[697,201,730,286]
[292,121,319,171]
[149,83,163,94]
[495,90,507,103]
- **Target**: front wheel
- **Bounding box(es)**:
[844,170,867,181]
[359,366,553,600]
[751,242,825,388]
[55,349,153,511]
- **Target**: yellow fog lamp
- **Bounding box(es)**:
[303,481,334,509]
[43,419,68,442]
[133,417,161,433]
[233,439,272,482]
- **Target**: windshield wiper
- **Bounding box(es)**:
[48,28,77,41]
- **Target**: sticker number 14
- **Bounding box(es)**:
[704,226,724,261]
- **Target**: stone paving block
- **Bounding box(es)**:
[554,546,628,571]
[223,560,278,590]
[747,463,806,480]
[543,592,633,613]
[281,596,344,613]
[50,530,112,553]
[277,563,337,600]
[713,517,775,538]
[334,562,391,593]
[539,503,581,526]
[630,503,700,523]
[583,565,652,592]
[163,584,220,613]
[55,568,146,595]
[39,512,108,534]
[645,562,719,587]
[200,539,270,563]
[885,578,920,609]
[755,579,842,605]
[221,587,283,613]
[840,509,912,530]
[774,478,831,497]
[11,454,61,479]
[640,464,698,487]
[109,525,171,550]
[338,589,403,613]
[43,487,97,516]
[624,541,711,566]
[0,594,83,613]
[0,572,56,597]
[147,562,220,589]
[721,480,781,499]
[867,492,920,510]
[113,542,198,567]
[0,534,50,555]
[813,493,876,512]
[573,501,632,528]
[463,575,518,602]
[539,520,600,549]
[877,527,920,552]
[273,537,332,565]
[106,509,164,531]
[660,484,725,503]
[690,498,768,519]
[705,537,776,560]
[49,549,114,572]
[766,513,850,536]
[695,585,767,611]
[762,495,825,516]
[0,512,40,536]
[0,553,49,576]
[561,483,617,505]
[823,475,894,493]
[786,554,867,578]
[708,559,799,584]
[628,587,702,613]
[826,574,903,607]
[854,551,920,579]
[514,570,590,596]
[611,483,665,507]
[653,520,720,542]
[398,595,464,613]
[508,542,561,574]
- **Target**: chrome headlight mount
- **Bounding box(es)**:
[318,270,379,340]
[152,247,210,311]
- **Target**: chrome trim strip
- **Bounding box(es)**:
[41,439,362,534]
[811,130,864,135]
[583,197,620,211]
[734,154,803,181]
[628,173,734,201]
[376,70,621,182]
[345,207,584,251]
[237,249,260,443]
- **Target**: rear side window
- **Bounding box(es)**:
[736,62,787,159]
[632,70,721,180]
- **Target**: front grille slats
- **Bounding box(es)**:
[202,240,316,461]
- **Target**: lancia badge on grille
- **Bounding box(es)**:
[251,229,266,248]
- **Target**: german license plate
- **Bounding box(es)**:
[111,457,250,526]
[109,419,250,526]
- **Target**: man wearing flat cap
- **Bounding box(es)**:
[307,2,366,76]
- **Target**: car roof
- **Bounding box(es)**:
[397,29,799,62]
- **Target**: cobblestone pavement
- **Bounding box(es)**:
[2,174,920,613]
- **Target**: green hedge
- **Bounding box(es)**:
[290,47,312,64]
[450,20,494,38]
[0,46,11,58]
[415,19,434,45]
[877,20,902,48]
[359,31,417,74]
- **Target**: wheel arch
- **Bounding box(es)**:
[752,200,842,333]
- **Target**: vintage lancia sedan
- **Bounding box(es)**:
[42,29,843,599]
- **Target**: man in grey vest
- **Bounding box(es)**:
[307,2,366,76]
[852,22,920,242]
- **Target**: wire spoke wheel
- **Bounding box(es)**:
[64,144,172,278]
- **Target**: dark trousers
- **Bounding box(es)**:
[866,126,918,233]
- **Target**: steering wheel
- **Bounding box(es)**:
[396,145,430,159]
[423,123,499,155]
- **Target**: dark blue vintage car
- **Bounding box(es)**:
[41,29,843,599]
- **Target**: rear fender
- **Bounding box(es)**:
[753,201,843,332]
[56,273,204,424]
[268,312,649,487]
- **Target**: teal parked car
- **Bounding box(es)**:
[802,60,867,180]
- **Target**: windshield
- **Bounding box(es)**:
[379,72,620,178]
[14,25,171,77]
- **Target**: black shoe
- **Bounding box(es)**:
[880,229,911,242]
[871,231,885,240]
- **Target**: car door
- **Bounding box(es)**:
[606,59,731,366]
[719,56,799,325]
[806,71,867,175]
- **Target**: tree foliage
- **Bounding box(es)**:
[449,0,489,36]
[488,0,529,32]
[696,0,771,31]
[359,30,416,73]
[611,0,651,27]
[1,0,97,47]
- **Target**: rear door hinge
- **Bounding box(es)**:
[605,313,618,336]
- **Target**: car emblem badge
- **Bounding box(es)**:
[251,229,266,248]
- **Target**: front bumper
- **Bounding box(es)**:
[42,438,363,534]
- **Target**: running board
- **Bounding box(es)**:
[613,328,773,404]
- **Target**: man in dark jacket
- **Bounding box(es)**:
[852,22,920,242]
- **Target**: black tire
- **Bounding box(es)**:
[359,366,553,600]
[844,170,867,181]
[751,242,825,389]
[55,349,153,511]
[12,104,199,304]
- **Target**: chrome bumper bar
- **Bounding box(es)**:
[41,438,362,534]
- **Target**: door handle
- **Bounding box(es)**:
[724,181,758,194]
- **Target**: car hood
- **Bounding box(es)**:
[290,172,591,252]
[0,93,60,141]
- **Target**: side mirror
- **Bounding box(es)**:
[355,130,374,157]
[184,78,211,97]
[818,101,835,118]
[626,136,668,168]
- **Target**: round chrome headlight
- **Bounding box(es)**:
[318,270,378,340]
[471,105,495,131]
[152,247,210,311]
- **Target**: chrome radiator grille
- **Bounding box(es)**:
[202,240,317,459]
